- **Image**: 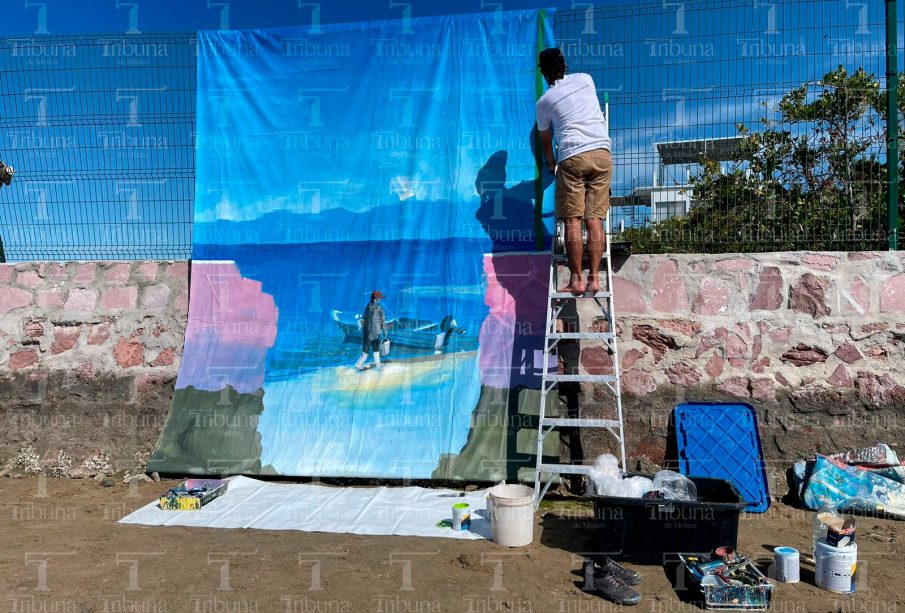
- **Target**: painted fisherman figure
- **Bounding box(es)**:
[355,290,386,371]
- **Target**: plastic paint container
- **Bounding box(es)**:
[488,484,535,547]
[815,538,857,593]
[451,503,471,531]
[773,547,800,583]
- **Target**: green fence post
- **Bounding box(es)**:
[887,0,899,250]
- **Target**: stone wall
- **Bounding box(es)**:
[572,251,905,493]
[0,261,187,476]
[0,253,902,486]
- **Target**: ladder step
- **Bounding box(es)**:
[540,418,621,428]
[548,332,614,340]
[552,253,609,262]
[551,291,612,300]
[544,374,618,383]
[537,463,594,475]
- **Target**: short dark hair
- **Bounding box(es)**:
[538,48,565,75]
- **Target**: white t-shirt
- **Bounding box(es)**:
[535,73,610,162]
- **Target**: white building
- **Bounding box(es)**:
[633,137,744,223]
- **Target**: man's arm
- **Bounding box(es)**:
[539,129,556,173]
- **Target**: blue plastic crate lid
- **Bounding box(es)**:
[674,402,770,513]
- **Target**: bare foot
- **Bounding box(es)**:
[587,275,601,294]
[560,278,587,295]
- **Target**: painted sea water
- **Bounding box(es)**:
[194,238,490,477]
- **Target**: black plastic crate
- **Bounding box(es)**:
[591,476,745,565]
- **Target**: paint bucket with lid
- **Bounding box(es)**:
[773,547,800,583]
[815,538,857,593]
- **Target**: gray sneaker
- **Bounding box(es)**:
[582,558,642,606]
[594,557,643,586]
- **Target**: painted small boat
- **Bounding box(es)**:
[331,309,466,352]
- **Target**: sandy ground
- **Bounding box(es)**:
[0,477,901,613]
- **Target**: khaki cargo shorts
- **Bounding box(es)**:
[555,148,613,219]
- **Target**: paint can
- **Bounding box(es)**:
[773,547,800,583]
[815,538,857,593]
[452,502,471,531]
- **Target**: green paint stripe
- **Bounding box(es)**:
[533,9,547,252]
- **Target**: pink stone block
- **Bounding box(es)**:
[613,277,646,313]
[621,369,656,397]
[879,273,905,313]
[828,364,853,388]
[716,376,750,398]
[750,266,783,310]
[103,263,132,284]
[0,287,33,314]
[751,357,770,374]
[651,260,689,313]
[769,327,791,343]
[133,262,159,283]
[64,288,98,312]
[9,349,38,370]
[141,285,171,310]
[35,289,65,309]
[38,263,66,281]
[692,276,730,315]
[705,354,724,378]
[714,258,754,272]
[581,346,613,375]
[101,286,138,310]
[87,323,110,345]
[25,320,44,338]
[802,254,839,272]
[114,338,143,368]
[666,363,701,387]
[750,378,775,402]
[150,347,176,367]
[0,265,14,283]
[843,275,870,314]
[847,252,878,261]
[621,348,646,370]
[73,263,96,284]
[165,261,189,279]
[51,325,80,355]
[16,270,42,289]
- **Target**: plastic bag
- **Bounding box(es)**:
[651,470,698,502]
[588,454,653,498]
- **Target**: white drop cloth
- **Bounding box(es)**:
[119,476,491,540]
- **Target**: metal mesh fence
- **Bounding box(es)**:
[0,4,903,259]
[0,34,195,261]
[555,0,901,253]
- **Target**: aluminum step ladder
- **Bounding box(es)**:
[533,211,627,505]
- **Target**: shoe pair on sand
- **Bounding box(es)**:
[581,557,642,606]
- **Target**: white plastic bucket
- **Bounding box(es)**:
[488,484,535,547]
[815,538,857,593]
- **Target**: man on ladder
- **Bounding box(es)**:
[536,47,613,295]
[534,49,641,607]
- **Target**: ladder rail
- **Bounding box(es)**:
[533,210,627,507]
[604,212,628,475]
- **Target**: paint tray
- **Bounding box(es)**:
[679,553,773,611]
[674,402,771,513]
[158,478,229,511]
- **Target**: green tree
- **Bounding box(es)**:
[620,66,897,253]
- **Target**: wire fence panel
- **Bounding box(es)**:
[556,0,900,253]
[0,5,902,258]
[0,34,195,261]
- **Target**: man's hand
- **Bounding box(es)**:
[538,129,556,176]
